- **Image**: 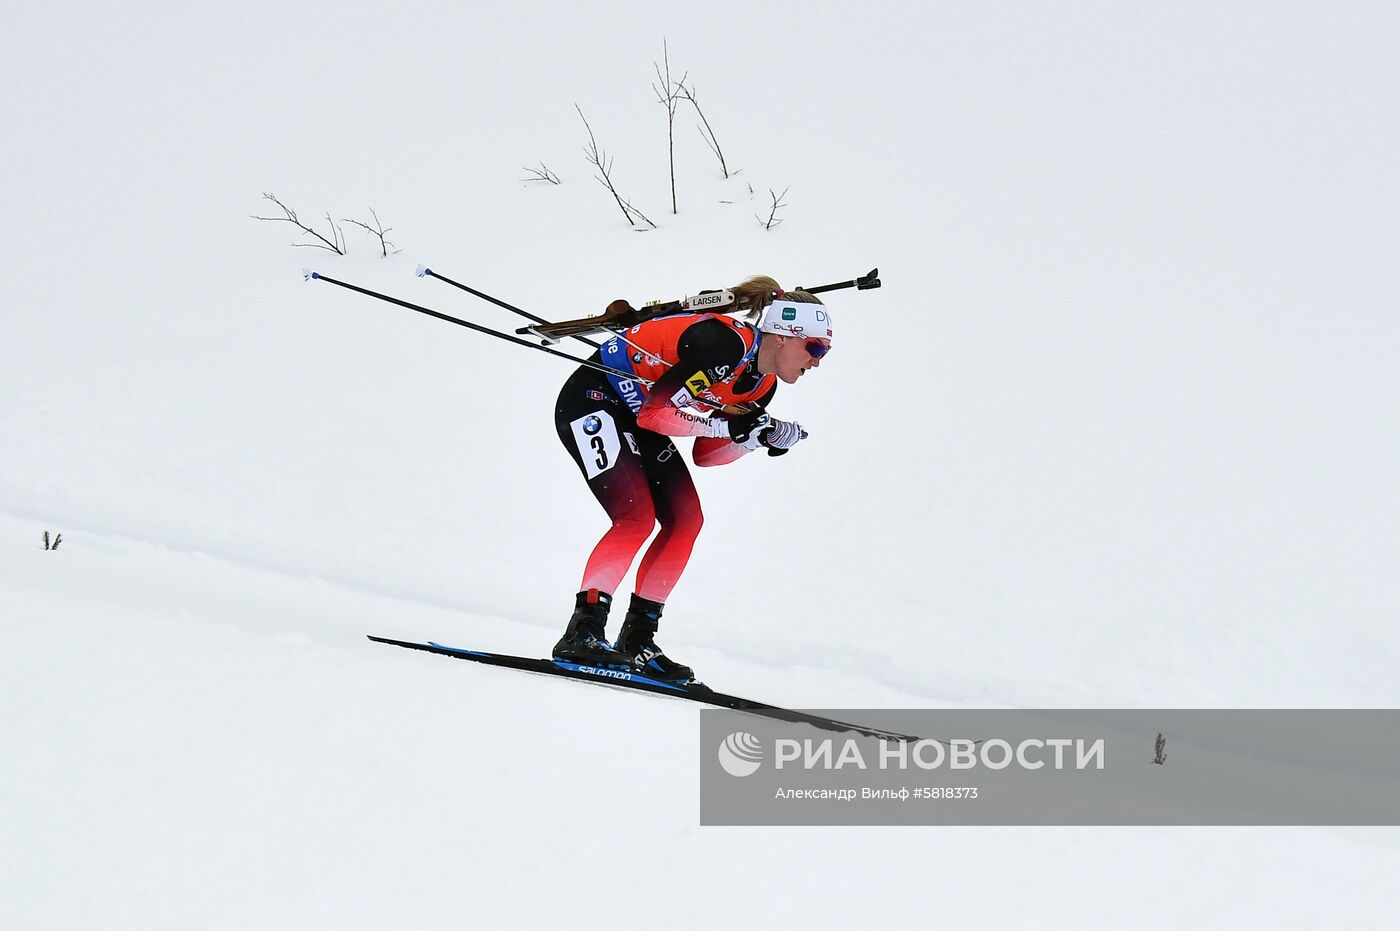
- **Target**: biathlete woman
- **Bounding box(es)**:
[552,275,834,683]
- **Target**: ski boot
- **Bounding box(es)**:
[552,590,627,668]
[615,594,697,684]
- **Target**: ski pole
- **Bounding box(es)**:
[303,269,638,384]
[416,270,736,396]
[407,267,760,417]
[305,269,763,419]
[427,269,673,373]
[421,265,666,381]
[415,265,602,350]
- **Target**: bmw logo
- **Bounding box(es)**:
[632,352,643,364]
[582,415,602,435]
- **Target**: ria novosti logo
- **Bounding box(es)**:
[717,732,764,777]
[715,732,1108,777]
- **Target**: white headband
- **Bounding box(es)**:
[759,300,834,340]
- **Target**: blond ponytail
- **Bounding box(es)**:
[730,275,824,325]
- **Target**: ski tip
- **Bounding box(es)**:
[303,268,319,282]
[415,264,432,278]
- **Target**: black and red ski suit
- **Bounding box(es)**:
[554,313,777,603]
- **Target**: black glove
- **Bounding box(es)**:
[726,408,771,444]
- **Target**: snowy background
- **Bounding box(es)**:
[3,1,1398,927]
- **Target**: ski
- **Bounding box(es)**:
[367,635,916,741]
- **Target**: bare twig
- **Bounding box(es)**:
[43,531,62,550]
[1152,733,1167,765]
[652,39,686,214]
[251,193,346,254]
[576,104,656,230]
[756,186,789,230]
[678,80,729,179]
[617,195,655,230]
[522,162,561,184]
[342,207,398,257]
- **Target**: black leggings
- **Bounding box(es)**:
[554,368,703,604]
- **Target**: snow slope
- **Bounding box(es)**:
[3,1,1399,927]
[5,513,1398,930]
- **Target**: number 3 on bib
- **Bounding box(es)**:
[570,410,621,479]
